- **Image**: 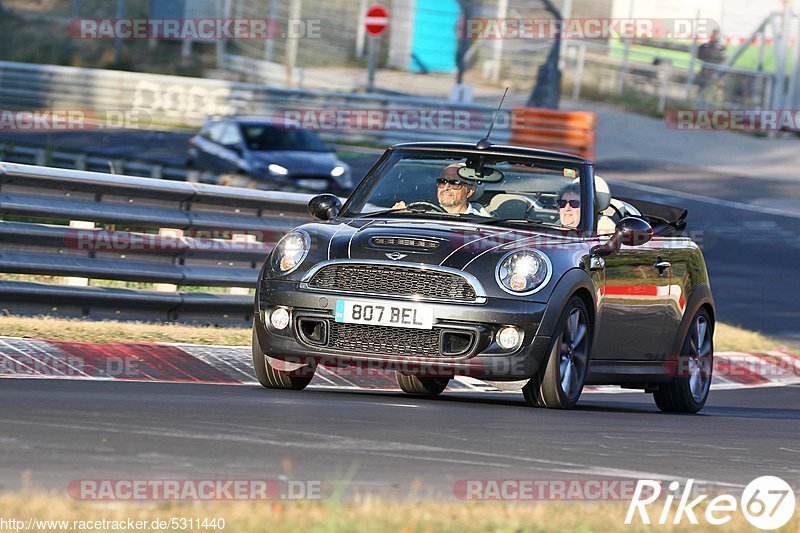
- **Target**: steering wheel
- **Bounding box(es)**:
[405,201,446,213]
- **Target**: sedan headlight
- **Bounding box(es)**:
[330,166,346,177]
[271,231,309,274]
[495,250,551,295]
[268,164,289,176]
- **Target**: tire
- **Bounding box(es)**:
[522,296,591,409]
[395,372,449,396]
[251,326,315,390]
[654,309,713,413]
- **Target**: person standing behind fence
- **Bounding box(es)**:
[696,29,727,104]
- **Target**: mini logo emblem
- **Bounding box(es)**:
[385,252,407,261]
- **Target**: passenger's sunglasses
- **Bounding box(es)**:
[557,199,581,208]
[436,178,468,190]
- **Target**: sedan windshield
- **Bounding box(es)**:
[343,150,586,230]
[241,125,329,152]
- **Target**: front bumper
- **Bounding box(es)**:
[254,279,553,380]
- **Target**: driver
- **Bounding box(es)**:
[394,163,490,216]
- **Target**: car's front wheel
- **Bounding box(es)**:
[395,373,449,396]
[252,326,315,390]
[654,309,714,413]
[523,296,591,409]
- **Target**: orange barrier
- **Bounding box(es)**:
[510,107,597,160]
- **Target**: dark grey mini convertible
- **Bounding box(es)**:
[253,142,715,413]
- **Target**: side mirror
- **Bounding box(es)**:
[308,194,342,221]
[617,216,653,247]
[591,217,653,256]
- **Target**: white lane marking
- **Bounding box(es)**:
[608,179,800,219]
[353,402,419,408]
[552,466,744,489]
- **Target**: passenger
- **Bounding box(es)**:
[557,183,582,228]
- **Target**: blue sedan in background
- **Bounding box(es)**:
[187,117,354,194]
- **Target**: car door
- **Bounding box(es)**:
[196,121,228,171]
[593,240,674,361]
[216,122,245,175]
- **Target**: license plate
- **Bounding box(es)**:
[335,299,434,330]
[295,179,328,191]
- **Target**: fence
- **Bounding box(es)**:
[0,161,319,325]
[0,60,510,146]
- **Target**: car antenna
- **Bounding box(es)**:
[476,87,508,150]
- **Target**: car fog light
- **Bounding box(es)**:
[270,307,290,330]
[497,326,522,350]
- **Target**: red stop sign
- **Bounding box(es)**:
[364,5,389,36]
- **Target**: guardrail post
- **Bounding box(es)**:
[150,165,163,179]
[34,149,47,166]
[74,154,87,171]
[66,220,95,287]
[155,228,183,292]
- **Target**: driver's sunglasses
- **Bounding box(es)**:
[436,178,467,190]
[557,199,581,208]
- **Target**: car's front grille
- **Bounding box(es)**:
[307,264,477,301]
[328,322,443,357]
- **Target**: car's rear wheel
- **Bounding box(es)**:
[395,373,449,396]
[654,309,713,413]
[252,326,315,390]
[523,296,591,409]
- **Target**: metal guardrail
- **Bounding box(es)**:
[0,61,510,146]
[0,141,191,181]
[0,161,320,325]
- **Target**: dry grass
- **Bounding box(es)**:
[0,315,793,354]
[712,322,786,353]
[0,316,251,346]
[0,492,796,532]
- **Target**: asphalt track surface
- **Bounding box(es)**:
[0,379,798,497]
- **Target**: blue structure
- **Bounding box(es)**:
[409,0,459,73]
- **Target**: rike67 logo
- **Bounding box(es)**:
[626,476,796,530]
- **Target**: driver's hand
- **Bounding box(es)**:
[392,201,406,209]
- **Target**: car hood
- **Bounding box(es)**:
[250,150,337,174]
[303,218,586,274]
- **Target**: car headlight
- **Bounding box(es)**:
[495,250,551,295]
[330,166,346,177]
[271,231,309,274]
[268,164,289,176]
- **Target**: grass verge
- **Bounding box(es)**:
[0,492,795,532]
[0,315,793,354]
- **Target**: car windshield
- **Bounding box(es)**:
[240,124,329,152]
[342,149,587,231]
